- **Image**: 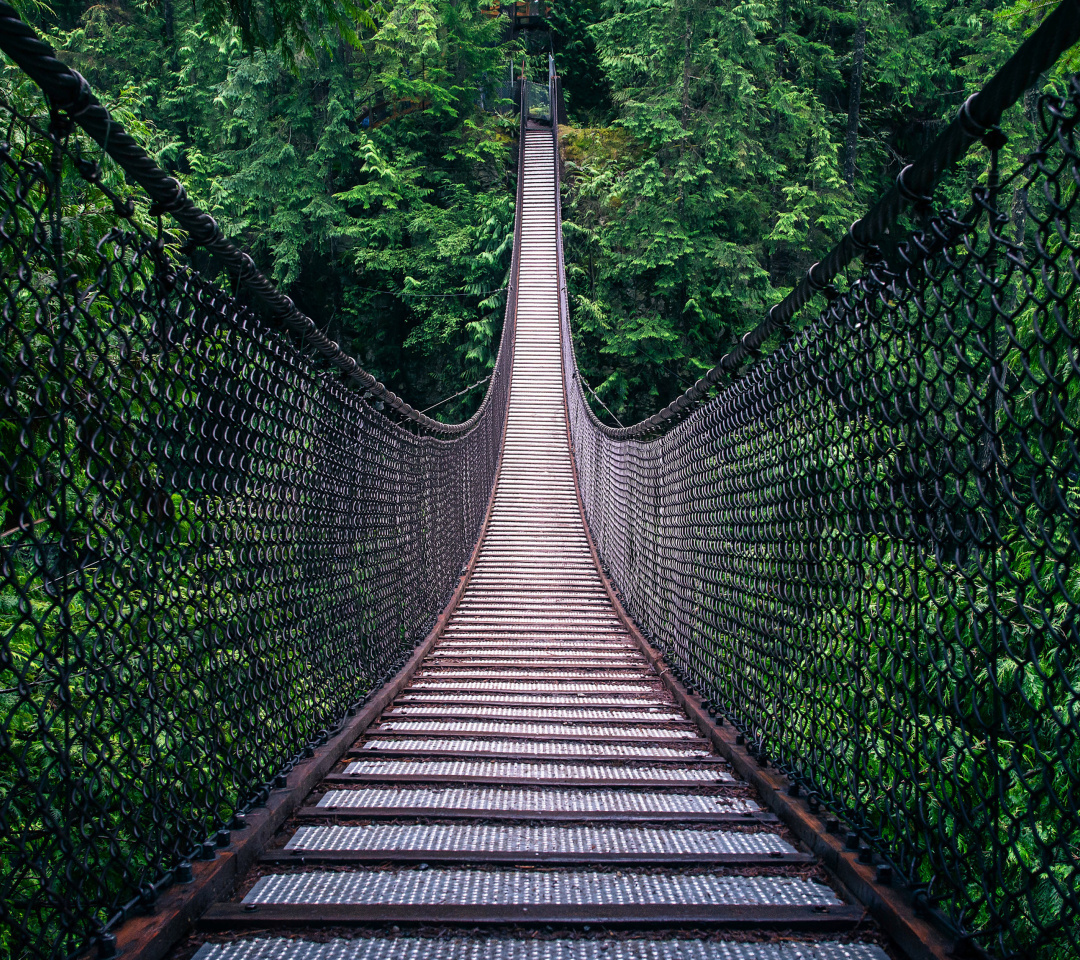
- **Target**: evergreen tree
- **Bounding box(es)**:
[41,0,516,418]
[559,0,1052,423]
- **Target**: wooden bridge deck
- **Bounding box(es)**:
[187,129,887,960]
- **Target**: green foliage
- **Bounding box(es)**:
[549,0,613,124]
[558,0,1058,424]
[30,0,516,421]
[4,1,1079,954]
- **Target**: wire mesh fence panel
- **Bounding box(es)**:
[0,87,513,958]
[563,78,1080,959]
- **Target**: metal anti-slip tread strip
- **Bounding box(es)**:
[449,603,614,611]
[387,708,683,721]
[476,519,589,525]
[201,902,865,931]
[488,488,575,493]
[362,732,708,748]
[372,721,700,739]
[263,849,813,867]
[353,739,712,758]
[469,560,598,566]
[432,643,636,653]
[360,733,706,748]
[282,823,794,857]
[426,658,639,667]
[192,937,889,960]
[452,585,605,591]
[477,536,589,543]
[314,786,756,815]
[427,634,629,645]
[470,546,600,552]
[473,542,591,550]
[436,628,629,636]
[384,708,685,722]
[423,663,642,672]
[471,546,591,551]
[463,579,605,586]
[477,529,587,535]
[414,671,653,680]
[435,636,630,644]
[393,699,670,711]
[340,759,732,782]
[442,604,622,613]
[240,869,840,907]
[476,531,586,536]
[395,692,668,703]
[325,774,737,789]
[464,575,605,581]
[394,687,666,698]
[465,570,602,576]
[402,683,663,694]
[438,624,624,631]
[346,748,727,767]
[296,807,774,826]
[435,631,629,638]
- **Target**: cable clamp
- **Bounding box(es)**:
[768,303,793,336]
[153,177,188,215]
[55,70,94,118]
[188,212,220,246]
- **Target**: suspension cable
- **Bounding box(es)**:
[418,374,494,414]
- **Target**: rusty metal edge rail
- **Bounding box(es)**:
[85,76,528,960]
[0,2,513,436]
[550,89,957,960]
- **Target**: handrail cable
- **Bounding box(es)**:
[576,372,624,427]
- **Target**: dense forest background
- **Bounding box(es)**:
[12,0,1065,422]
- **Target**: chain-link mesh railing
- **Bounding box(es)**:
[556,15,1080,960]
[0,17,521,958]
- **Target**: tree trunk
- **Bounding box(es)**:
[842,2,867,189]
[680,19,692,130]
[677,18,692,211]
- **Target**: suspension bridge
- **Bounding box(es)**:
[1,4,1079,960]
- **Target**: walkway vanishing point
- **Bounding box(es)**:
[187,127,889,960]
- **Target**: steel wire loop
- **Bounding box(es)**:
[0,77,517,957]
[562,75,1080,958]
